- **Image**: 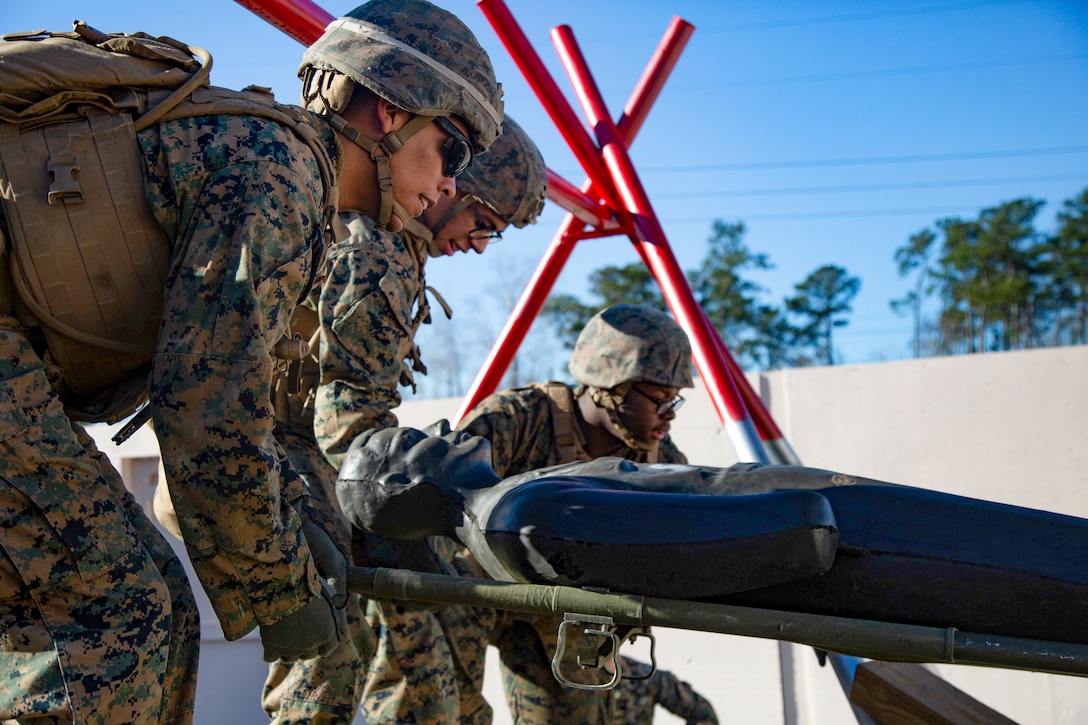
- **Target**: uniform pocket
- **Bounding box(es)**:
[378,271,415,339]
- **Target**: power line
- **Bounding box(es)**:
[501,51,1086,108]
[631,145,1088,174]
[665,205,996,223]
[672,53,1087,91]
[650,173,1087,200]
[701,0,1033,34]
[575,0,1036,43]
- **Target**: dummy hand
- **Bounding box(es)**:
[258,586,347,663]
[355,531,454,612]
[298,507,348,609]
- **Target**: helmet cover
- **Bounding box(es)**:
[569,304,694,390]
[458,116,546,228]
[300,0,504,151]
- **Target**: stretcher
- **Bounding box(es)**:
[345,478,1088,682]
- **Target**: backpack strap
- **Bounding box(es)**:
[536,381,580,464]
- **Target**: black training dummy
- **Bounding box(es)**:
[337,422,1088,646]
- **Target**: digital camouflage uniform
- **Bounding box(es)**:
[303,213,493,724]
[0,107,335,722]
[346,114,547,725]
[263,215,380,724]
[311,215,432,468]
[609,656,718,725]
[260,0,506,719]
[142,111,334,640]
[458,382,687,725]
[263,210,444,723]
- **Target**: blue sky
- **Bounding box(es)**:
[9,1,1087,391]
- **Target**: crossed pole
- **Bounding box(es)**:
[232,0,880,718]
[232,0,806,466]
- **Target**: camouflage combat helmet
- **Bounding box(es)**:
[569,304,694,390]
[300,0,503,151]
[459,116,547,228]
[299,0,504,229]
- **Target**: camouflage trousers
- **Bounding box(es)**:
[362,540,495,725]
[495,618,613,725]
[262,428,376,724]
[0,325,200,723]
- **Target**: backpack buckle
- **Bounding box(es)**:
[47,158,83,205]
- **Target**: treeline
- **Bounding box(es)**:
[893,186,1088,356]
[544,185,1088,370]
[544,219,861,369]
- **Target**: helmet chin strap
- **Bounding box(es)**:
[401,195,480,258]
[400,217,449,260]
[399,217,437,252]
[325,111,434,231]
[589,385,658,454]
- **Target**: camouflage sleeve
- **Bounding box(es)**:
[648,667,717,724]
[313,216,425,469]
[456,387,558,478]
[614,657,717,725]
[659,435,688,464]
[142,114,324,640]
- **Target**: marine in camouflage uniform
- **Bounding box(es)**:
[255,1,507,722]
[609,656,718,725]
[310,211,480,725]
[296,116,545,724]
[1,0,503,720]
[0,97,334,724]
[262,211,425,724]
[457,304,694,725]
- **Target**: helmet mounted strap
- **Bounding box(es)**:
[400,217,439,257]
[590,383,657,454]
[430,194,478,236]
[326,111,437,230]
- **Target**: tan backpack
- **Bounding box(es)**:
[0,21,336,423]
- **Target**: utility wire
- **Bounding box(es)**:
[575,0,1037,42]
[631,146,1088,174]
[665,205,1016,223]
[672,53,1088,91]
[650,173,1087,200]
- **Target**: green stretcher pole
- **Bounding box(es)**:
[347,565,1088,680]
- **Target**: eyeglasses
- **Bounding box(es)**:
[433,116,473,178]
[468,204,503,243]
[627,385,685,416]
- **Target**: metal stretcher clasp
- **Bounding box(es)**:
[551,613,622,691]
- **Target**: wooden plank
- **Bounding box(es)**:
[850,661,1018,725]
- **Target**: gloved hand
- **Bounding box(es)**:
[258,585,346,663]
[298,507,348,609]
[257,502,350,662]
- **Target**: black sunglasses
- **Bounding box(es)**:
[628,385,685,416]
[468,204,503,242]
[433,116,473,178]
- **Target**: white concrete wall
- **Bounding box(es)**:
[87,345,1088,724]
